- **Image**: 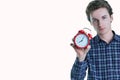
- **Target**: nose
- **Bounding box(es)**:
[98,20,103,27]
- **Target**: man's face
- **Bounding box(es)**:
[90,8,113,35]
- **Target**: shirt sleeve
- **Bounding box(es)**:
[71,57,88,80]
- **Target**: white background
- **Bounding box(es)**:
[0,0,120,80]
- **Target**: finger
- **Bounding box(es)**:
[70,43,78,50]
[72,38,74,42]
[70,43,75,48]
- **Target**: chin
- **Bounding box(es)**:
[98,30,106,35]
[99,29,111,35]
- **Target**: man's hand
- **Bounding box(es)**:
[70,42,91,62]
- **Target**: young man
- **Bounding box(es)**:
[70,0,120,80]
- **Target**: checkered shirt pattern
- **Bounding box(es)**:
[71,31,120,80]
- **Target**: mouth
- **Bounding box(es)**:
[99,28,105,31]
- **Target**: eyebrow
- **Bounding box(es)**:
[92,15,108,20]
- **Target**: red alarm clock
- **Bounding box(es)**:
[73,30,92,49]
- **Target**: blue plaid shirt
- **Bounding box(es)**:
[71,31,120,80]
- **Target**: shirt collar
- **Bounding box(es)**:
[94,30,120,43]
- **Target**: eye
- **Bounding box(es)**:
[92,18,98,23]
[102,16,107,19]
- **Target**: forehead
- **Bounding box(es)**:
[90,8,109,18]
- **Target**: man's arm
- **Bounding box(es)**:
[71,57,88,80]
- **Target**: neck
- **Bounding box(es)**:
[99,30,113,43]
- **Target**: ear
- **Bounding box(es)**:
[110,14,113,23]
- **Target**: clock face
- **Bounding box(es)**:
[75,34,89,48]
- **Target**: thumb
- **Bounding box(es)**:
[85,45,91,53]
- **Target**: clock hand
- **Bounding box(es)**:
[79,36,85,43]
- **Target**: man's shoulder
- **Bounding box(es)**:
[114,33,120,41]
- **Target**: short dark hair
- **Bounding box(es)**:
[86,0,113,22]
